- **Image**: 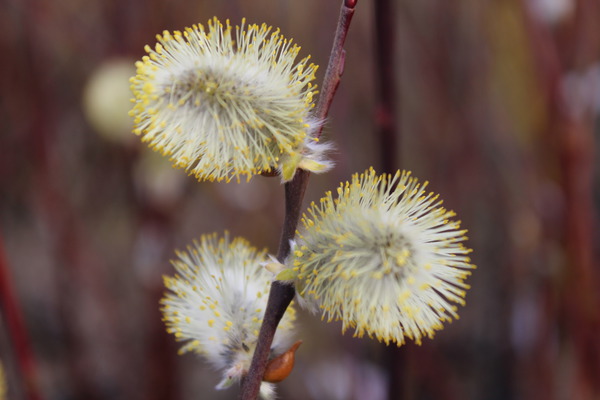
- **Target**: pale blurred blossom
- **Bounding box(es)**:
[305,356,386,400]
[562,64,600,118]
[527,0,574,25]
[83,59,136,144]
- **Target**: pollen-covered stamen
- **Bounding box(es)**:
[373,231,416,279]
[164,68,225,106]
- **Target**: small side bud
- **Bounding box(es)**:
[264,261,285,275]
[263,340,303,383]
[280,153,302,182]
[275,268,298,282]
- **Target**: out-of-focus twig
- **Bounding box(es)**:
[519,0,600,396]
[239,1,357,399]
[374,0,398,174]
[0,235,43,400]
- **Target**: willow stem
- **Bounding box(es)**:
[239,2,357,399]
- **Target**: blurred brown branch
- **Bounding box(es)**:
[520,0,600,397]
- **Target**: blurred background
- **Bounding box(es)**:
[1,0,599,399]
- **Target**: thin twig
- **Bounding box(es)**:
[371,0,404,398]
[374,0,398,174]
[0,235,43,400]
[239,2,357,399]
[313,0,356,129]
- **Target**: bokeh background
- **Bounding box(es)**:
[1,0,599,399]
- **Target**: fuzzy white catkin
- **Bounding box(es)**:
[129,17,332,183]
[161,232,295,397]
[290,168,476,346]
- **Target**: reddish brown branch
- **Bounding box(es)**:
[0,235,43,400]
[374,0,398,173]
[313,2,356,132]
[239,2,357,399]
